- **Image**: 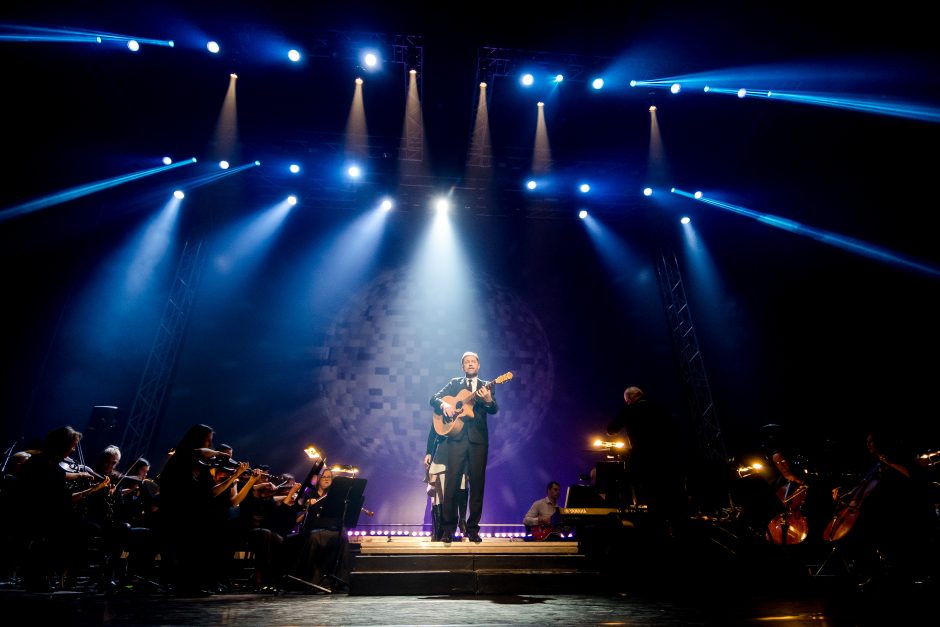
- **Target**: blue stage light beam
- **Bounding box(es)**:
[173,160,260,190]
[0,24,173,47]
[632,62,940,124]
[0,158,197,223]
[672,188,940,279]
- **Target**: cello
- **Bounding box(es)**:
[823,462,880,542]
[765,450,811,545]
[766,481,810,544]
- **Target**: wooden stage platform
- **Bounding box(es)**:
[349,536,601,595]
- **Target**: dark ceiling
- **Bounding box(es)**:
[2,1,939,458]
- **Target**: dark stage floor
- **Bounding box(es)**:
[3,577,935,626]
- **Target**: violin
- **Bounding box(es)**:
[60,456,105,480]
[198,454,244,472]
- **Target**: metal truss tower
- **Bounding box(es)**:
[656,251,727,465]
[120,240,206,460]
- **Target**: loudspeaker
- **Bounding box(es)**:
[82,405,120,457]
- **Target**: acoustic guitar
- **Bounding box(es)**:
[432,372,513,436]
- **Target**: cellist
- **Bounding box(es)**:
[828,425,935,582]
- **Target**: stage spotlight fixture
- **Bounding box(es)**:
[127,40,140,52]
[680,216,691,224]
[254,160,261,166]
[526,180,537,190]
[288,49,301,62]
[289,164,300,174]
[670,83,681,94]
[694,191,703,199]
[521,73,534,86]
[410,68,417,75]
[287,195,298,205]
[380,198,393,211]
[630,79,637,87]
[579,183,591,193]
[554,74,564,83]
[592,78,604,90]
[737,88,747,98]
[168,41,174,48]
[578,210,588,219]
[207,41,220,54]
[480,81,487,88]
[162,157,172,165]
[434,197,450,213]
[355,77,363,85]
[363,52,377,67]
[643,187,653,196]
[537,101,544,108]
[649,105,657,112]
[173,190,184,199]
[704,85,710,92]
[347,165,361,178]
[219,160,230,170]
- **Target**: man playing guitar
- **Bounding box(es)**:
[524,481,564,541]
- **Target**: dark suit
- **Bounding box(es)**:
[430,376,499,537]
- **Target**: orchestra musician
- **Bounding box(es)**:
[606,386,689,538]
[13,426,106,592]
[282,467,347,591]
[157,423,231,596]
[523,481,565,541]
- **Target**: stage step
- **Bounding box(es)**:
[347,538,605,595]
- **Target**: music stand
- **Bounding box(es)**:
[323,476,366,590]
[595,460,635,509]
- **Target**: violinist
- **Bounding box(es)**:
[13,425,103,592]
[80,444,136,591]
[113,457,161,585]
[157,423,231,596]
[116,458,160,529]
[207,444,262,592]
[235,474,300,592]
[0,451,30,583]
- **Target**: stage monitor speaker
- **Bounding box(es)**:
[82,405,120,457]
